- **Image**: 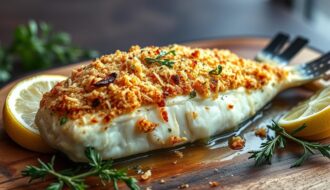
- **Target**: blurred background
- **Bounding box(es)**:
[0,0,329,85]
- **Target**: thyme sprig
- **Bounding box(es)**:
[249,121,330,168]
[22,147,140,190]
[145,50,176,68]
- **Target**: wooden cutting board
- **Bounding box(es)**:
[0,37,329,190]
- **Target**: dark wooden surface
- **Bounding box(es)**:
[0,37,330,190]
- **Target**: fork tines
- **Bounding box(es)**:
[297,52,330,79]
[256,33,308,65]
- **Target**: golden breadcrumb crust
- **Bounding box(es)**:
[40,44,287,123]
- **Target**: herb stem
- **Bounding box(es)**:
[249,121,330,168]
[22,147,139,190]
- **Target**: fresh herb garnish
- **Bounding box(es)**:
[145,50,176,68]
[249,121,330,167]
[189,91,197,99]
[59,117,68,125]
[22,147,140,190]
[209,65,222,75]
[0,20,98,82]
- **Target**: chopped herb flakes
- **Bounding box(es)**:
[145,50,176,68]
[59,117,68,125]
[209,65,222,75]
[189,91,197,99]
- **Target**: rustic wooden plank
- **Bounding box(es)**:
[0,37,327,190]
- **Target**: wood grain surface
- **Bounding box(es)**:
[0,37,329,190]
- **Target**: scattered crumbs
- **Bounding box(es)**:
[145,186,152,190]
[136,118,159,133]
[168,135,187,145]
[204,106,210,111]
[191,112,198,119]
[174,150,184,159]
[228,136,245,150]
[227,103,234,110]
[255,127,268,138]
[209,181,220,188]
[178,183,189,189]
[173,160,178,165]
[160,179,166,184]
[140,169,152,181]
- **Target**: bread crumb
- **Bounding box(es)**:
[255,127,267,138]
[140,170,152,181]
[228,136,245,150]
[191,112,198,119]
[160,179,166,184]
[168,136,187,145]
[209,181,220,187]
[178,183,189,189]
[227,103,234,110]
[174,150,184,158]
[136,118,159,133]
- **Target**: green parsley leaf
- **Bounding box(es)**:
[209,65,222,75]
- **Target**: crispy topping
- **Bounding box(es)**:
[209,65,222,75]
[91,99,100,107]
[159,107,169,122]
[136,118,159,133]
[94,72,117,87]
[228,136,245,150]
[191,112,198,120]
[41,44,287,121]
[168,135,187,145]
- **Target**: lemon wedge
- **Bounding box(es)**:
[278,86,330,140]
[3,75,67,152]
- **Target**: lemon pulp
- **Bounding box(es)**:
[279,86,330,140]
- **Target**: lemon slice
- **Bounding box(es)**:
[3,75,67,152]
[278,86,330,140]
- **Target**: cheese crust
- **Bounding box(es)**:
[36,44,288,161]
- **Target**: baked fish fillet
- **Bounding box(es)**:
[35,44,327,162]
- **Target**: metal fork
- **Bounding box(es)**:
[256,33,330,81]
[255,32,309,65]
[297,52,330,80]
